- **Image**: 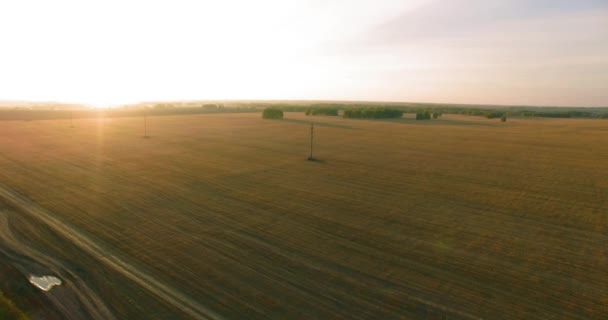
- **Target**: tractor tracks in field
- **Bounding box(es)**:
[0,184,221,320]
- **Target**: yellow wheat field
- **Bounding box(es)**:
[0,112,607,319]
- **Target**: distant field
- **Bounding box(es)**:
[0,112,607,319]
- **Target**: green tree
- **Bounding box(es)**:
[262,108,284,119]
[416,111,431,120]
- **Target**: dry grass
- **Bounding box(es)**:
[0,113,607,319]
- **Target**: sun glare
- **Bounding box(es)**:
[0,0,606,106]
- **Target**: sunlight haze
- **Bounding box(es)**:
[0,0,606,107]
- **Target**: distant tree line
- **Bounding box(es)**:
[305,107,339,116]
[518,110,594,118]
[0,106,260,121]
[223,102,608,120]
[343,107,403,119]
[4,101,607,122]
[144,106,257,115]
[459,109,604,119]
[415,111,443,120]
[485,111,505,119]
[201,103,225,111]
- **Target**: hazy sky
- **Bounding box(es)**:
[0,0,607,107]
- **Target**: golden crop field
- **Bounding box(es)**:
[1,112,607,319]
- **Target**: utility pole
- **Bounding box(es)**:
[143,108,148,138]
[308,123,314,160]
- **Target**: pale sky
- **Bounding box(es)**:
[0,0,607,107]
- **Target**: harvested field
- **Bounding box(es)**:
[0,112,607,319]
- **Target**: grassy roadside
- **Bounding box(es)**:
[0,291,29,320]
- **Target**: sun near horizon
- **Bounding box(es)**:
[1,3,608,320]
